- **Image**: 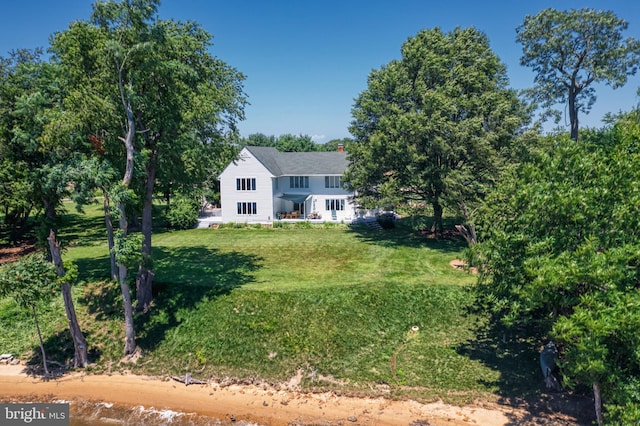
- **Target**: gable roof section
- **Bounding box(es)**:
[243,146,283,175]
[245,146,348,176]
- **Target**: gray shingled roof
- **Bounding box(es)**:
[245,146,348,176]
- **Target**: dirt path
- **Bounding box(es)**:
[0,364,579,425]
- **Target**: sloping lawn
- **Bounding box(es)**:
[0,205,539,403]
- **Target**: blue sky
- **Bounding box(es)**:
[2,1,640,142]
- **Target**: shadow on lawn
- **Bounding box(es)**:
[457,323,595,425]
[135,245,261,352]
[74,255,112,282]
[25,328,105,376]
[349,216,466,253]
[58,211,106,247]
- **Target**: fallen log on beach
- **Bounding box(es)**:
[171,372,207,386]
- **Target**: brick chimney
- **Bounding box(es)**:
[337,143,344,152]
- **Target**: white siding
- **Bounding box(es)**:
[219,148,275,223]
[219,149,356,223]
[314,194,355,222]
[277,175,355,221]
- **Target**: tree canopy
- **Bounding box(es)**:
[474,113,640,424]
[0,253,60,376]
[517,8,640,141]
[6,0,248,355]
[347,27,526,232]
[240,133,349,152]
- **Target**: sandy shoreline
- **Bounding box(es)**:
[0,364,578,425]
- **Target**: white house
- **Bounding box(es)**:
[218,146,356,223]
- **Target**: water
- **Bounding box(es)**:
[2,397,261,426]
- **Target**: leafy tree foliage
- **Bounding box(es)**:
[517,8,640,141]
[0,49,90,366]
[0,254,59,376]
[275,133,316,152]
[240,133,329,152]
[242,133,277,147]
[347,27,525,233]
[50,0,247,340]
[0,50,62,242]
[321,138,352,152]
[164,194,200,230]
[474,112,640,424]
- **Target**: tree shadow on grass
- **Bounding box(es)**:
[457,322,595,425]
[135,245,261,352]
[73,255,112,283]
[73,245,260,359]
[349,216,467,253]
[24,328,103,377]
[58,211,106,247]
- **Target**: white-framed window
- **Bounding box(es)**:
[325,176,342,188]
[289,176,309,188]
[236,178,256,191]
[237,202,257,215]
[325,199,345,211]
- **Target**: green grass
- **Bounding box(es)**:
[0,203,542,404]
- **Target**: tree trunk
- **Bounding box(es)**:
[102,190,118,281]
[119,258,137,355]
[33,305,50,377]
[48,230,89,368]
[593,382,603,426]
[431,200,444,235]
[42,199,57,257]
[136,155,157,312]
[455,224,477,245]
[117,200,137,355]
[568,85,579,142]
[116,69,137,355]
[457,199,477,245]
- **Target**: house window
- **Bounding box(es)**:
[325,176,342,188]
[236,178,256,191]
[289,176,309,188]
[325,199,345,211]
[237,202,257,215]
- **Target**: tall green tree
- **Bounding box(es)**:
[132,16,246,312]
[50,7,141,354]
[517,8,640,141]
[0,51,39,241]
[347,27,525,233]
[49,20,124,283]
[51,0,246,354]
[0,49,89,367]
[91,0,246,312]
[474,113,640,424]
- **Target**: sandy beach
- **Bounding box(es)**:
[0,363,583,425]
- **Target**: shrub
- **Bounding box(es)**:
[165,196,200,230]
